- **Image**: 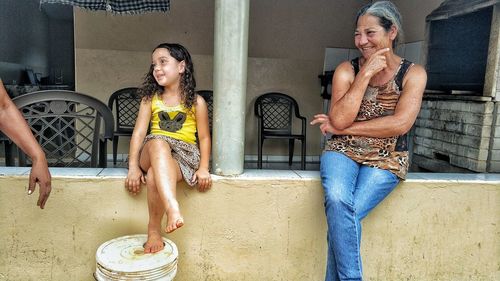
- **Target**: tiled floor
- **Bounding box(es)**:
[108,159,320,171]
[0,155,320,172]
[243,161,320,171]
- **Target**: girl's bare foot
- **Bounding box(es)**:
[165,209,184,233]
[144,230,164,253]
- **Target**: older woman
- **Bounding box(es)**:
[311,1,427,280]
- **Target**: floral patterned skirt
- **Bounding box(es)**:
[142,134,200,186]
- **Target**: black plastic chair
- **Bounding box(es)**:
[0,133,14,166]
[196,90,213,133]
[8,90,114,168]
[254,92,306,170]
[108,87,141,165]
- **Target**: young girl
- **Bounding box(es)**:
[125,43,212,254]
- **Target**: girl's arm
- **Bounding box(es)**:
[0,80,52,209]
[313,64,427,138]
[125,98,151,194]
[193,94,211,191]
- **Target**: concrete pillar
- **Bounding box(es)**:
[484,3,500,98]
[212,0,249,175]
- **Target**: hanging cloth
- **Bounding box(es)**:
[40,0,170,14]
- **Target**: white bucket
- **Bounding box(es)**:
[95,234,178,281]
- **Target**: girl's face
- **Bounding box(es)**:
[151,48,185,87]
[354,14,396,59]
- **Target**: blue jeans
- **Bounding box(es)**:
[320,151,399,281]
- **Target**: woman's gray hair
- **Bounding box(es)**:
[356,1,403,48]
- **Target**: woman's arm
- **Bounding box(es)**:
[0,80,51,209]
[329,48,390,130]
[193,95,211,191]
[125,98,151,194]
[316,64,427,138]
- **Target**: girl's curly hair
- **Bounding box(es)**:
[138,43,197,110]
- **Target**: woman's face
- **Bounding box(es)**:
[151,48,185,87]
[355,14,395,59]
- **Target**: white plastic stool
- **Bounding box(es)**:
[95,234,178,281]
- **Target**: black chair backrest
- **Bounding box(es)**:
[196,90,213,131]
[255,92,301,135]
[13,90,114,167]
[108,87,141,132]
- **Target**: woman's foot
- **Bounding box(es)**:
[144,230,164,253]
[165,208,184,233]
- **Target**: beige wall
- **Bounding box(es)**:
[74,0,366,57]
[74,0,443,158]
[75,47,322,157]
[0,172,498,280]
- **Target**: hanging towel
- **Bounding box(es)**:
[40,0,170,14]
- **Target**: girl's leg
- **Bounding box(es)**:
[140,139,184,235]
[320,151,361,281]
[143,167,166,253]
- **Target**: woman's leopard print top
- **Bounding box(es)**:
[325,59,413,180]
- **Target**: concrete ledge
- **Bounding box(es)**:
[0,168,499,280]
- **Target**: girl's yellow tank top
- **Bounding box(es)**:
[149,94,197,144]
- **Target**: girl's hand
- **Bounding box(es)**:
[192,168,211,192]
[310,114,337,136]
[361,48,389,78]
[125,166,145,195]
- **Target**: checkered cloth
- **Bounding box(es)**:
[40,0,170,14]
